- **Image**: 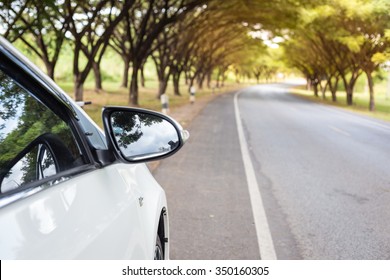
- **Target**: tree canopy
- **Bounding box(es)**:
[1,0,389,109]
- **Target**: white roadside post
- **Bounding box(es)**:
[161,93,169,114]
[190,86,196,104]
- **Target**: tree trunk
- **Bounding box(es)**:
[153,56,168,99]
[331,92,337,102]
[93,61,103,92]
[346,86,353,105]
[205,72,210,87]
[184,71,189,85]
[216,69,223,88]
[74,75,84,102]
[198,74,205,90]
[320,80,328,100]
[140,66,146,88]
[44,60,55,80]
[341,71,361,106]
[329,77,338,103]
[129,65,139,106]
[121,57,130,88]
[207,71,212,89]
[48,66,55,80]
[366,71,375,111]
[255,74,260,84]
[343,81,354,106]
[173,71,181,96]
[313,81,319,97]
[173,77,180,96]
[157,79,169,99]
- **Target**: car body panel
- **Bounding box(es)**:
[0,163,166,259]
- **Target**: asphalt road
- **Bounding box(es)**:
[153,84,390,260]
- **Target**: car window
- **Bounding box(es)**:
[0,69,86,193]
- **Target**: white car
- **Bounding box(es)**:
[0,37,188,259]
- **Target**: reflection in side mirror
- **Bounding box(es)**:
[103,107,188,162]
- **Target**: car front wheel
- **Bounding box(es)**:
[154,235,163,260]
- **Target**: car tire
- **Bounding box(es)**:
[154,234,163,260]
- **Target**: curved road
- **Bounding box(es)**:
[153,84,390,259]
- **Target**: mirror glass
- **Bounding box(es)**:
[110,111,180,161]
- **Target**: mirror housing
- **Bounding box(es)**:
[102,107,189,163]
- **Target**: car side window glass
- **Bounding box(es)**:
[37,144,57,179]
[0,69,85,193]
[2,146,40,193]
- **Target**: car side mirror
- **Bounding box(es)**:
[102,107,189,163]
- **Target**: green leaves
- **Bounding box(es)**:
[299,4,335,25]
[337,35,365,53]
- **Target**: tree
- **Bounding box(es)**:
[343,0,390,111]
[151,27,174,99]
[284,32,332,98]
[111,0,206,106]
[0,0,71,80]
[173,5,257,92]
[66,0,134,101]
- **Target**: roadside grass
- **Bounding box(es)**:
[290,84,390,122]
[59,80,245,128]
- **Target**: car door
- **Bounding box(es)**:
[0,59,148,259]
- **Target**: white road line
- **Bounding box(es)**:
[328,125,351,137]
[234,90,277,260]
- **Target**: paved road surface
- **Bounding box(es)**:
[153,84,390,259]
